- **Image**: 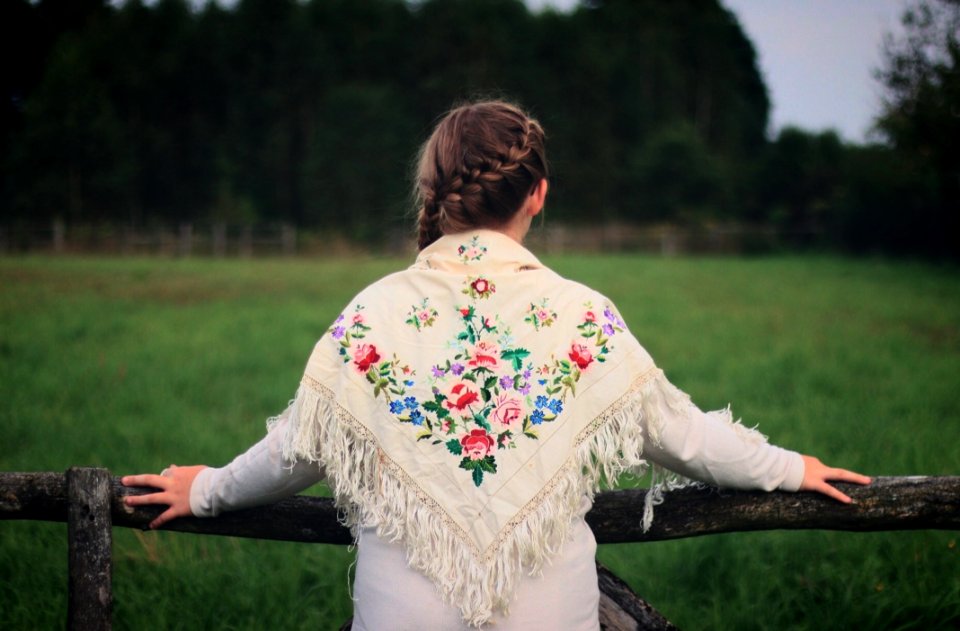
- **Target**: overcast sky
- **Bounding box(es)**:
[528,0,908,143]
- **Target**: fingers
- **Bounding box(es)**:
[814,481,853,504]
[829,468,872,486]
[121,473,169,489]
[123,491,171,507]
[150,507,182,530]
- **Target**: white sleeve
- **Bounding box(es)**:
[640,376,805,492]
[188,414,324,518]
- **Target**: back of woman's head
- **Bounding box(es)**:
[415,100,548,250]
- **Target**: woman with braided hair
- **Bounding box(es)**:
[122,100,869,629]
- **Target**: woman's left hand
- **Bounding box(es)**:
[122,464,207,529]
[799,455,871,504]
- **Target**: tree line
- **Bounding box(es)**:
[2,0,957,257]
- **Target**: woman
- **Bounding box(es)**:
[123,101,870,630]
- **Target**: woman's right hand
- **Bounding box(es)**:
[122,464,207,529]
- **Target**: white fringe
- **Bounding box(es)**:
[271,370,766,627]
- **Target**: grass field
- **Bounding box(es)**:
[1,254,958,630]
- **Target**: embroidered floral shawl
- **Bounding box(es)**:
[275,230,700,626]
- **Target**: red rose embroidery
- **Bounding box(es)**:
[568,343,594,370]
[353,343,381,372]
[584,311,596,322]
[460,308,471,317]
[445,381,480,411]
[461,429,495,460]
[472,278,490,294]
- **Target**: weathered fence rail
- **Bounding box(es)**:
[2,470,958,630]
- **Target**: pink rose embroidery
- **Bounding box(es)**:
[568,343,594,370]
[353,344,380,372]
[491,393,525,428]
[468,340,500,368]
[461,429,495,460]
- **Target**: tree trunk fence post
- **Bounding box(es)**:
[66,467,112,631]
[52,220,65,254]
[212,222,227,257]
[1,472,957,629]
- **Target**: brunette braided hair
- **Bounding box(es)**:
[415,101,548,250]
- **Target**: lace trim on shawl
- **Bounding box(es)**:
[271,368,762,627]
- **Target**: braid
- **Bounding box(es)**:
[417,188,444,251]
[413,100,549,250]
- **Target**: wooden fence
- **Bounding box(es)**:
[0,221,809,257]
[2,469,958,630]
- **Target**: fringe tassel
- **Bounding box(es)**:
[273,370,764,627]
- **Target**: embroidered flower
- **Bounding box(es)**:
[405,298,439,331]
[461,429,495,460]
[353,343,381,372]
[468,340,500,369]
[331,326,346,339]
[604,306,626,329]
[450,362,465,376]
[444,380,480,413]
[389,400,404,415]
[409,409,424,426]
[491,393,525,428]
[524,299,558,330]
[457,236,487,263]
[462,276,496,300]
[568,343,593,370]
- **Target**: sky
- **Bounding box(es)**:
[528,0,909,143]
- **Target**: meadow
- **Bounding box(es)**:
[1,253,958,630]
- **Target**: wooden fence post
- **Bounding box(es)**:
[67,467,112,631]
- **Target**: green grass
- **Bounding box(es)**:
[1,254,958,630]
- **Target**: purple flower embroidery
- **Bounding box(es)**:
[602,324,615,336]
[331,326,346,339]
[499,375,513,389]
[431,365,446,378]
[450,362,465,376]
[604,307,626,328]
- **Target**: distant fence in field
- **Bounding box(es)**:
[0,221,820,257]
[2,470,957,630]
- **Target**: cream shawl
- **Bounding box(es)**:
[274,230,756,626]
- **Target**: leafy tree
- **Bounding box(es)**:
[875,0,960,257]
